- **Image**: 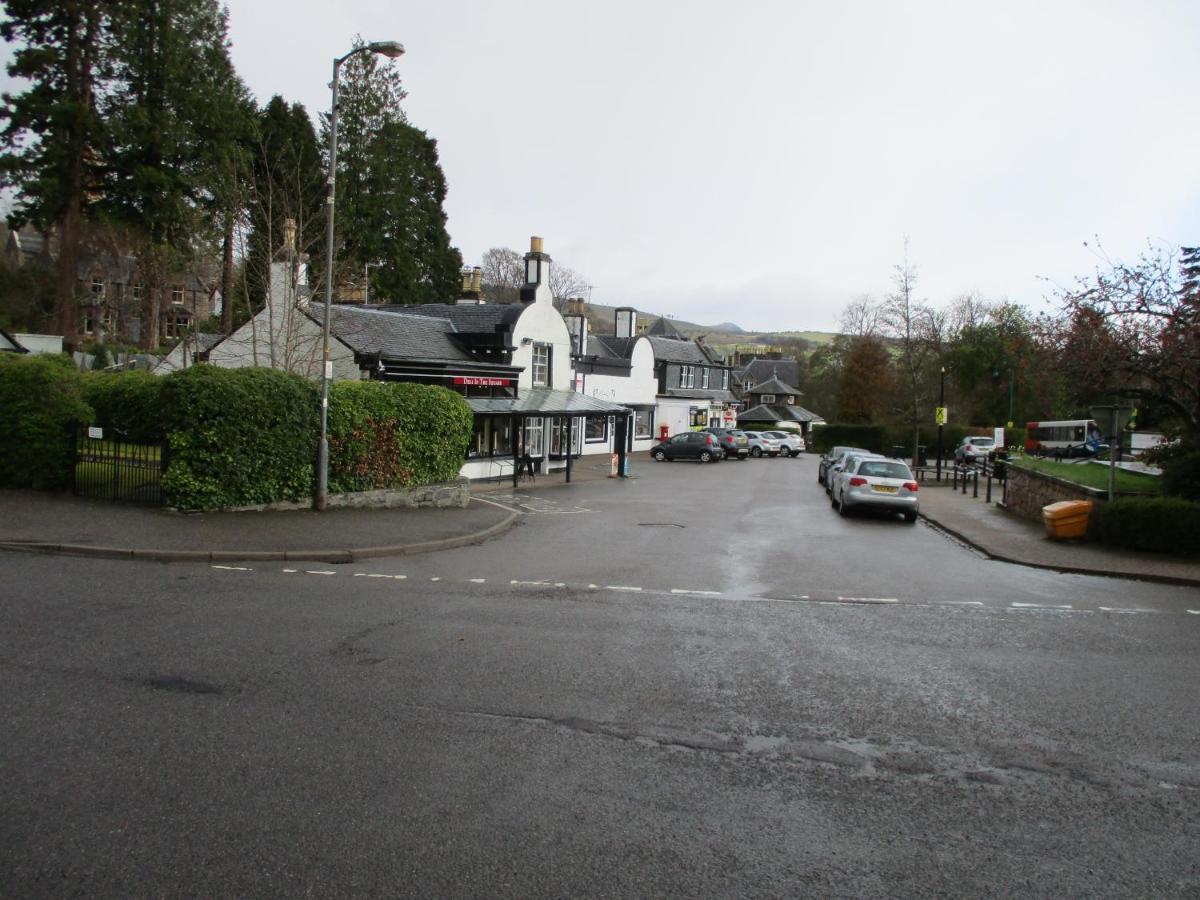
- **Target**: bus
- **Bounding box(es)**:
[1024,419,1104,457]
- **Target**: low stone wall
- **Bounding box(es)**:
[205,478,471,513]
[1004,465,1106,523]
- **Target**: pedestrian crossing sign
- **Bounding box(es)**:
[935,407,947,426]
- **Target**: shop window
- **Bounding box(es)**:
[585,415,608,443]
[522,417,544,456]
[634,409,653,439]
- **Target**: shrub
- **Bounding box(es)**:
[328,381,472,491]
[1092,496,1200,558]
[0,353,92,489]
[808,424,888,454]
[81,370,164,443]
[160,366,318,509]
[1151,439,1200,500]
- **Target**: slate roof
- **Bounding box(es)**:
[646,335,715,365]
[740,358,800,388]
[644,316,684,338]
[661,388,739,403]
[381,302,523,336]
[467,388,628,416]
[311,304,476,363]
[586,334,639,360]
[738,403,823,424]
[746,375,801,396]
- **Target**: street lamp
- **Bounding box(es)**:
[936,365,946,481]
[316,40,405,511]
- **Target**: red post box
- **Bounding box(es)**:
[659,423,670,441]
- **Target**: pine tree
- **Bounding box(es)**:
[0,0,112,350]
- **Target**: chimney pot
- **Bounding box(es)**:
[530,236,543,254]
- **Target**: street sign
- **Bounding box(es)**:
[935,407,947,426]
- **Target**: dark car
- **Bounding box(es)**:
[651,431,722,463]
[699,427,749,460]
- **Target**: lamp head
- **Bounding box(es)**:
[368,41,405,59]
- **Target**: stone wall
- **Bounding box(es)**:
[1003,465,1106,523]
[215,478,471,513]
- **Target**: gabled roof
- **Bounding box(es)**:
[587,334,640,360]
[647,335,718,365]
[311,304,477,363]
[0,328,28,352]
[738,403,823,424]
[740,358,800,388]
[746,375,801,396]
[661,388,738,402]
[644,316,684,338]
[380,302,523,336]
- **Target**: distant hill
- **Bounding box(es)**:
[710,321,744,333]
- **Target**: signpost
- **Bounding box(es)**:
[1089,403,1135,501]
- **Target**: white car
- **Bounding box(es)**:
[745,432,782,457]
[762,431,805,457]
[955,436,996,465]
[833,455,920,523]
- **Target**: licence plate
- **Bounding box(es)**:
[873,485,898,493]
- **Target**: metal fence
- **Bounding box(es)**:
[71,427,166,505]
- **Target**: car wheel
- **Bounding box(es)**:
[838,493,850,517]
[780,448,792,458]
[831,495,839,510]
[652,449,666,461]
[903,511,918,523]
[751,447,762,457]
[699,450,712,463]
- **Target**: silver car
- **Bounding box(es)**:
[745,432,782,458]
[823,446,872,493]
[762,430,805,457]
[832,456,920,523]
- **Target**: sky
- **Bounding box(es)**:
[10,1,1200,332]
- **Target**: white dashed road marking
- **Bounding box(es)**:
[1098,607,1153,614]
[670,589,722,596]
[1188,610,1200,615]
[211,565,252,571]
[837,596,898,604]
[606,585,643,592]
[469,578,486,583]
[938,600,984,607]
[1012,602,1072,610]
[305,570,336,576]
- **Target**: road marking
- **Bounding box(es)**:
[837,596,898,604]
[1098,607,1152,614]
[1188,610,1200,615]
[282,568,298,573]
[670,589,722,596]
[211,565,252,571]
[606,585,643,592]
[430,577,441,582]
[511,579,557,587]
[353,573,403,579]
[587,584,599,590]
[937,600,985,607]
[1011,602,1072,609]
[305,570,336,576]
[468,578,485,583]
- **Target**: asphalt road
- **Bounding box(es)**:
[2,454,1198,897]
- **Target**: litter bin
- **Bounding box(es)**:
[1041,500,1093,540]
[916,445,927,467]
[992,450,1008,479]
[891,445,906,459]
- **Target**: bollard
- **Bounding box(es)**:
[985,466,992,503]
[973,470,979,498]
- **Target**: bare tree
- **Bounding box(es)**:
[479,247,522,304]
[840,294,882,338]
[549,262,590,312]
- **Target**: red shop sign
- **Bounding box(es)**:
[454,376,511,386]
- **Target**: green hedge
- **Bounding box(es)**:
[328,381,472,491]
[0,353,92,489]
[1092,496,1200,558]
[809,423,1022,458]
[81,370,164,443]
[160,366,319,509]
[808,425,888,454]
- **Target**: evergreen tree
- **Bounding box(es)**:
[0,0,112,349]
[325,39,461,305]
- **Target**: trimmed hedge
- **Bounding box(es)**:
[81,370,164,443]
[0,353,92,489]
[1092,496,1200,558]
[328,381,472,491]
[808,425,888,454]
[160,366,319,509]
[808,423,1021,458]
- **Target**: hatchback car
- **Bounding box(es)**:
[832,456,920,522]
[745,432,782,457]
[699,427,749,460]
[823,446,872,492]
[650,431,721,463]
[762,431,805,457]
[955,436,996,465]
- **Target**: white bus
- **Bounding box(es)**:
[1024,419,1105,457]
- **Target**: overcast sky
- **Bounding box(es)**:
[12,2,1200,332]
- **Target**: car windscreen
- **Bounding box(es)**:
[857,461,912,479]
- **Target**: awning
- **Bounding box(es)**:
[467,388,629,416]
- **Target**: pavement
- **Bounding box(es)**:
[2,452,1199,586]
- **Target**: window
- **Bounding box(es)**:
[585,415,608,443]
[678,365,695,388]
[91,278,105,298]
[702,368,710,389]
[633,409,653,439]
[722,370,729,389]
[761,393,776,404]
[170,286,184,305]
[132,284,144,300]
[786,395,795,405]
[522,417,545,456]
[532,343,550,387]
[164,312,190,338]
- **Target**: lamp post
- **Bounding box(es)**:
[316,40,405,511]
[936,365,946,481]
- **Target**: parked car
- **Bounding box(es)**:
[699,427,749,460]
[650,431,722,463]
[955,436,996,465]
[828,451,884,498]
[832,456,920,522]
[823,446,872,492]
[745,431,782,458]
[819,445,854,485]
[762,431,805,457]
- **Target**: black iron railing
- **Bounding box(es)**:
[71,427,166,505]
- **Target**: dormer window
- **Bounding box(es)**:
[787,395,795,405]
[761,393,776,404]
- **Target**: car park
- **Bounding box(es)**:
[832,456,920,522]
[955,436,996,465]
[699,427,749,460]
[650,431,722,463]
[762,431,805,457]
[745,431,782,457]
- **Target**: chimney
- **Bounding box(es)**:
[520,235,551,303]
[458,266,485,304]
[281,218,296,255]
[614,307,636,338]
[564,299,589,357]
